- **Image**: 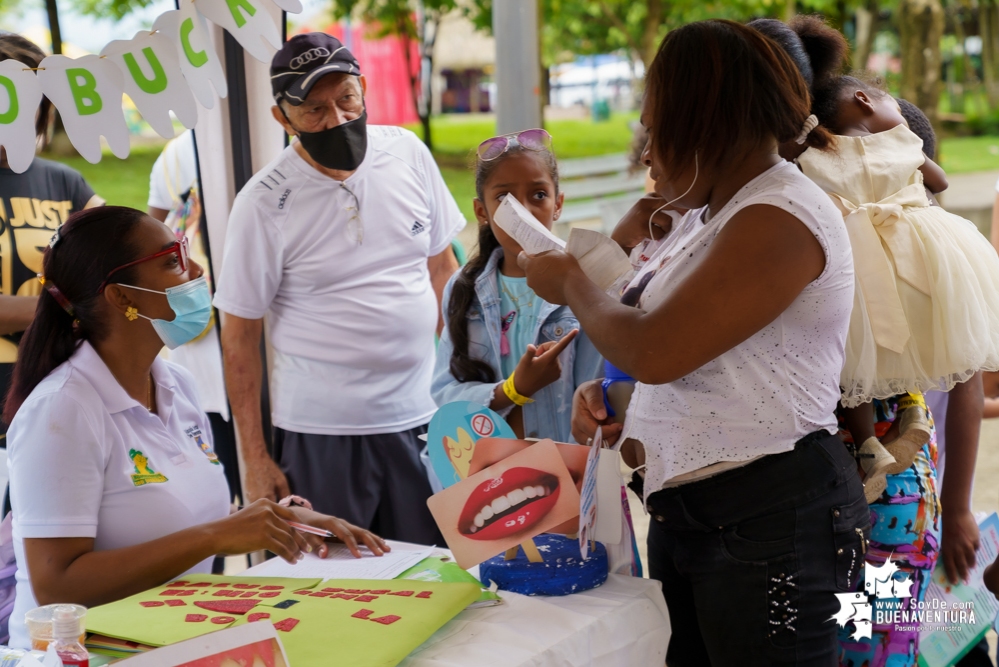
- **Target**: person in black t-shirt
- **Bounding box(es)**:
[0,33,104,433]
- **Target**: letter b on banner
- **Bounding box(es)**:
[37,54,130,164]
[66,68,102,115]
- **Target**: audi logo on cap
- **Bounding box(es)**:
[290,47,330,70]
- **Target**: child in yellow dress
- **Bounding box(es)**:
[797,75,999,494]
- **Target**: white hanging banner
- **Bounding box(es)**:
[154,4,228,109]
[270,0,303,15]
[194,0,281,63]
[37,54,130,163]
[0,60,43,173]
[101,31,198,138]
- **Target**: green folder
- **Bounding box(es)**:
[397,557,502,608]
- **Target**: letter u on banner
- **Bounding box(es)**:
[37,54,130,164]
[194,0,281,63]
[154,4,228,109]
[0,60,43,173]
[102,31,198,138]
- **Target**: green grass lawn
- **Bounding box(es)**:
[50,143,162,210]
[939,136,999,174]
[46,115,999,224]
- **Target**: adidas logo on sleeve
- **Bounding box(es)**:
[410,220,426,236]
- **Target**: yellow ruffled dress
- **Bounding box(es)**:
[798,124,999,407]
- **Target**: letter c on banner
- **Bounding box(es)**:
[0,60,43,173]
[66,68,103,115]
[180,18,209,68]
[154,5,228,108]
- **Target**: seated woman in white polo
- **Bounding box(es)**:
[3,206,388,648]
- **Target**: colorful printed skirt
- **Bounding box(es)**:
[838,397,941,667]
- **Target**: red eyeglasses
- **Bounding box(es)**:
[96,236,190,294]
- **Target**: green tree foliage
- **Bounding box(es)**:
[332,0,457,150]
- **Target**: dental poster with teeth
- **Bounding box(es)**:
[426,439,582,569]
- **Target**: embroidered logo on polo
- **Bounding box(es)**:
[186,425,220,464]
[129,449,169,486]
[410,220,426,236]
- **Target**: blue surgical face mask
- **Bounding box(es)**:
[119,277,213,349]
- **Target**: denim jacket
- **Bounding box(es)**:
[432,249,602,443]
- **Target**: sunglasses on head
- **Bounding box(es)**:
[96,236,191,295]
[476,129,553,161]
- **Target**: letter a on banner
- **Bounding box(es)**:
[37,55,130,164]
[0,60,43,173]
[102,31,198,138]
[195,0,281,63]
[154,4,228,109]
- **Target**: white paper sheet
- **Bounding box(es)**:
[243,544,434,581]
[493,194,566,255]
[566,228,633,292]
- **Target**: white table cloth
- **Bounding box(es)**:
[402,574,670,667]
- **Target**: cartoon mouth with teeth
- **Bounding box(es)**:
[457,467,561,541]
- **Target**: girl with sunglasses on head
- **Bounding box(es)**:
[431,130,601,442]
[2,207,387,649]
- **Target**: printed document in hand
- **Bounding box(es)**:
[494,194,633,291]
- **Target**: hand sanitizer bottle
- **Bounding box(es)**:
[50,605,89,667]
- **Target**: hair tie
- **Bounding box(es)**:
[37,275,75,316]
[795,114,819,145]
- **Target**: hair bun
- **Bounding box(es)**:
[790,15,849,86]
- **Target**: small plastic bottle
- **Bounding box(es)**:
[50,605,89,667]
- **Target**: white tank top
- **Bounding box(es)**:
[623,161,855,501]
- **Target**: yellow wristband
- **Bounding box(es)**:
[503,373,534,406]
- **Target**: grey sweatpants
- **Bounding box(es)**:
[273,424,443,546]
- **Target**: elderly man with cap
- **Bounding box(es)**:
[213,34,463,545]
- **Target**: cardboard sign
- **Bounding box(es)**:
[86,575,480,667]
[102,31,199,138]
[153,4,228,109]
[37,54,130,163]
[0,60,43,173]
[427,402,516,488]
[427,439,581,569]
[113,623,289,667]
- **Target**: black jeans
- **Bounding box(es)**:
[646,431,869,667]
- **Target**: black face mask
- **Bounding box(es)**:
[295,109,368,171]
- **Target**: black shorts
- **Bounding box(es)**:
[273,424,442,546]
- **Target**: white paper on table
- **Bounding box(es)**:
[493,194,566,255]
[243,545,434,581]
[566,228,633,292]
[112,622,288,667]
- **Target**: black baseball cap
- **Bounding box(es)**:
[271,33,361,106]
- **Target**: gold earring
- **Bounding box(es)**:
[125,306,139,322]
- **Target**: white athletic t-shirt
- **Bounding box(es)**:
[213,126,465,434]
[623,161,855,501]
[7,342,231,648]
